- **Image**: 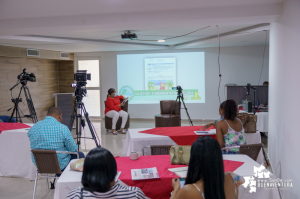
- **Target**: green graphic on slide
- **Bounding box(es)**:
[165,80,174,90]
[119,85,201,102]
[147,81,155,90]
[119,86,135,101]
[147,80,174,90]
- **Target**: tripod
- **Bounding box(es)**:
[166,91,193,127]
[69,98,100,150]
[9,82,38,123]
[252,87,257,115]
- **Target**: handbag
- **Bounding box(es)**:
[70,158,85,172]
[170,145,191,165]
[237,113,257,133]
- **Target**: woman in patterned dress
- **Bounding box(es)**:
[215,99,247,154]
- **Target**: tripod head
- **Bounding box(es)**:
[17,68,36,85]
[10,68,36,90]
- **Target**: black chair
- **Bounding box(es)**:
[104,99,130,131]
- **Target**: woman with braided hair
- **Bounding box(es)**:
[215,99,246,154]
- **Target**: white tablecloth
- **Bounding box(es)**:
[53,155,279,199]
[121,128,264,164]
[0,124,36,180]
[256,112,269,135]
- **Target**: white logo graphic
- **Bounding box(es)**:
[242,165,292,193]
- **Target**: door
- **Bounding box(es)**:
[77,59,101,118]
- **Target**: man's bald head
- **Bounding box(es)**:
[47,107,62,117]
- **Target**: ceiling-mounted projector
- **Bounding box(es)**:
[121,30,137,40]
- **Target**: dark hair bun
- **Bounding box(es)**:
[107,88,115,98]
[223,99,238,121]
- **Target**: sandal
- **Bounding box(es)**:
[120,129,127,134]
[112,130,118,135]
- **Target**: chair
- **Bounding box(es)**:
[155,100,181,127]
[151,145,173,155]
[221,143,263,161]
[31,149,78,199]
[104,99,130,131]
[142,145,173,155]
[238,143,263,161]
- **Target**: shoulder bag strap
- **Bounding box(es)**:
[80,188,84,199]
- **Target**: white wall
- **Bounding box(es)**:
[75,45,269,120]
[269,0,300,198]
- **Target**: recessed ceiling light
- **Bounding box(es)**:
[158,40,165,42]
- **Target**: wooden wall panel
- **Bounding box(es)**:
[58,60,75,93]
[0,56,59,123]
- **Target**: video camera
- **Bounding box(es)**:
[18,68,36,83]
[172,86,183,95]
[71,70,91,101]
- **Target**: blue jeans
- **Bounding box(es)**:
[70,151,85,161]
[0,116,16,123]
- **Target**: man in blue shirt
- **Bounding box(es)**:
[28,107,84,171]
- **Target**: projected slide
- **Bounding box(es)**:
[145,57,176,90]
[117,52,205,104]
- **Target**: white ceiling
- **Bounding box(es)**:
[0,0,282,52]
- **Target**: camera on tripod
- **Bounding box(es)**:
[172,86,182,94]
[71,70,91,100]
[9,68,38,123]
[69,70,100,148]
[17,68,36,83]
[167,85,193,126]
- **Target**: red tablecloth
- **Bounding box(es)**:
[140,126,217,145]
[116,155,244,199]
[0,123,31,134]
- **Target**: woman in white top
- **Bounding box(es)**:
[67,147,146,199]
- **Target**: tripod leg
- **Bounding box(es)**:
[166,96,180,127]
[9,104,16,122]
[82,104,100,147]
[181,96,193,126]
[77,107,83,151]
[16,101,22,123]
[69,101,81,150]
[10,87,23,123]
[68,102,78,131]
[23,86,38,123]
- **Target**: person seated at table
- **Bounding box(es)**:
[28,107,85,171]
[170,136,244,199]
[216,99,247,154]
[67,147,147,199]
[201,101,225,130]
[105,88,128,135]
